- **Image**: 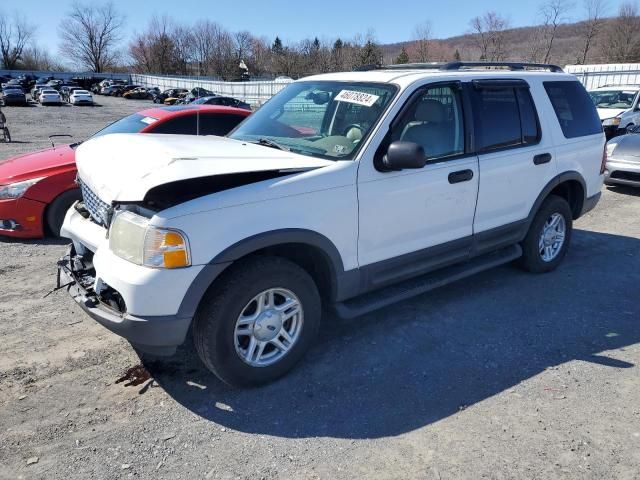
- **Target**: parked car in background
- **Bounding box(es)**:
[60,84,81,101]
[123,87,151,99]
[588,85,640,138]
[154,88,188,104]
[181,87,215,104]
[69,90,94,105]
[39,89,63,105]
[1,86,28,106]
[2,79,26,93]
[0,105,251,238]
[604,125,640,187]
[114,85,141,97]
[101,81,128,96]
[192,95,252,110]
[31,84,51,100]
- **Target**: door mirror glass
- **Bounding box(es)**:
[382,141,426,170]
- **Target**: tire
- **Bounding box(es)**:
[193,256,321,387]
[519,194,572,273]
[45,189,82,237]
[625,123,635,134]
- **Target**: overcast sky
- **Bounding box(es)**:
[12,0,629,52]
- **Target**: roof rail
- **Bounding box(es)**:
[440,61,564,73]
[353,63,446,72]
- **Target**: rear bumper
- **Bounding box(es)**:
[0,197,45,238]
[58,248,192,355]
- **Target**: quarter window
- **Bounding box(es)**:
[471,85,540,151]
[544,81,602,138]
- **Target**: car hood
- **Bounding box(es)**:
[597,108,628,121]
[76,134,333,204]
[610,133,640,158]
[0,145,76,184]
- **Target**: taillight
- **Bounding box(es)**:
[600,145,607,175]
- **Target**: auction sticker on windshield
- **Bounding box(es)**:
[334,90,380,107]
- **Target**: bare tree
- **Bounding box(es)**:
[602,2,640,62]
[469,12,510,61]
[577,0,607,64]
[20,44,55,70]
[411,21,432,62]
[538,0,575,63]
[59,2,124,72]
[0,12,35,69]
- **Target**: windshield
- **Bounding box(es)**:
[91,113,158,139]
[589,90,638,109]
[229,81,398,160]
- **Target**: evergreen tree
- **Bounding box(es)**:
[454,49,461,61]
[272,36,283,54]
[360,40,382,66]
[395,46,409,64]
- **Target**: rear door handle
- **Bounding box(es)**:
[533,153,552,165]
[448,169,474,184]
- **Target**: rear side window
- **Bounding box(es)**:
[544,81,602,138]
[471,85,541,151]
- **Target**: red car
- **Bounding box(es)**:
[0,105,250,239]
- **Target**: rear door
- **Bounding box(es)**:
[471,79,557,252]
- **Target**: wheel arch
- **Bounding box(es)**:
[177,229,358,319]
[527,172,587,226]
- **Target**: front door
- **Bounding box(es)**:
[357,82,479,289]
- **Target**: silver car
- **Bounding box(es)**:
[605,128,640,187]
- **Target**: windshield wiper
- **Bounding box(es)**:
[255,137,290,151]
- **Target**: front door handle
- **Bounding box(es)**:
[533,153,552,165]
[448,169,474,184]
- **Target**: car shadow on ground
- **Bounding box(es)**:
[0,236,69,246]
[606,185,640,197]
[141,229,640,439]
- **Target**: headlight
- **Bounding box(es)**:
[0,177,45,200]
[109,211,191,269]
[602,117,621,127]
[606,142,618,157]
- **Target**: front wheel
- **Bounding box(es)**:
[519,195,572,273]
[193,256,321,387]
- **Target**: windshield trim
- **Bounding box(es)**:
[228,80,399,162]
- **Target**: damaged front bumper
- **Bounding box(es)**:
[58,246,193,356]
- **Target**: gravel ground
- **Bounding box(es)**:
[1,96,640,480]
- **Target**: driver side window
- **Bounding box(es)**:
[391,85,465,160]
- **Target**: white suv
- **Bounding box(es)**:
[59,62,605,386]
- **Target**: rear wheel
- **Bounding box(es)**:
[45,189,82,237]
[193,256,321,387]
[519,195,572,273]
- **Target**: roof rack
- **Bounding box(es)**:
[440,61,564,73]
[353,61,564,73]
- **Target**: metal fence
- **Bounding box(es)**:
[0,69,130,82]
[130,74,293,107]
[565,64,640,90]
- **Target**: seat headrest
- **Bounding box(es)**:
[415,99,445,123]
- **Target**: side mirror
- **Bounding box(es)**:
[381,141,426,171]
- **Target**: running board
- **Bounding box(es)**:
[333,244,522,319]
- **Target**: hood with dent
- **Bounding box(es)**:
[0,145,76,184]
[597,108,628,121]
[76,133,333,203]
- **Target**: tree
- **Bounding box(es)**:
[59,1,124,72]
[577,0,606,64]
[469,12,510,61]
[0,12,35,69]
[602,2,640,62]
[359,39,383,66]
[454,48,462,60]
[412,21,432,62]
[272,36,283,54]
[536,0,574,63]
[395,46,409,64]
[20,44,55,70]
